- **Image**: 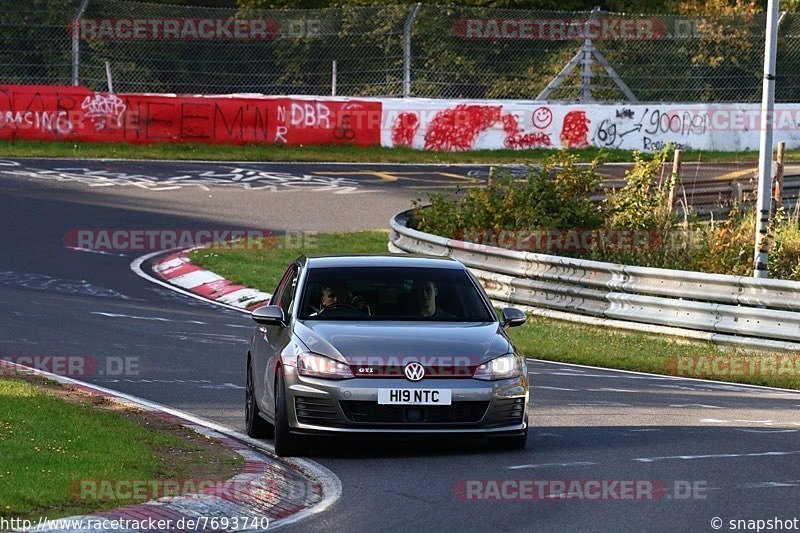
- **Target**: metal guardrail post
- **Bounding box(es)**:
[403,3,422,98]
[71,0,92,86]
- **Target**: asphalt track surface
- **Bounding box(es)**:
[2,158,800,533]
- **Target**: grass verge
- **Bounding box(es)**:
[190,231,800,390]
[0,139,786,164]
[0,375,243,521]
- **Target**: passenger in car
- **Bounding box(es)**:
[410,280,455,319]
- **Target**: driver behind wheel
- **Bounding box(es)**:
[310,283,347,315]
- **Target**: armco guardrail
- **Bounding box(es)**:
[389,209,800,348]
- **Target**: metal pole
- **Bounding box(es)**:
[331,60,337,97]
[753,0,779,279]
[581,7,601,103]
[105,61,114,94]
[403,3,422,98]
[71,0,92,86]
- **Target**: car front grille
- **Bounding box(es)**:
[294,396,339,425]
[339,400,489,426]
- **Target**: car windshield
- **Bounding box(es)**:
[299,266,495,322]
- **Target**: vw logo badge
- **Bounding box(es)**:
[404,362,425,382]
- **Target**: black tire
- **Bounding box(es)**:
[274,370,305,457]
[245,361,274,438]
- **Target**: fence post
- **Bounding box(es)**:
[71,0,92,86]
[581,7,602,103]
[667,149,682,211]
[332,60,337,96]
[403,3,422,98]
[105,61,114,94]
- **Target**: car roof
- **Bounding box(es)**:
[303,254,464,270]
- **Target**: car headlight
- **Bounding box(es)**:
[297,353,354,380]
[473,354,521,381]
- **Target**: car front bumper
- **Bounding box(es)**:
[282,366,529,436]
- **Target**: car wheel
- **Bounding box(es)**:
[245,361,274,438]
[274,369,305,457]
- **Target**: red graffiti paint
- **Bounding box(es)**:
[561,110,590,148]
[424,104,501,151]
[391,112,419,147]
[502,113,552,149]
[0,85,381,146]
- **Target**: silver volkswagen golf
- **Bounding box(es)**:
[245,254,529,456]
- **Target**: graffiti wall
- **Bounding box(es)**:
[3,85,800,152]
[381,100,800,152]
[0,85,381,146]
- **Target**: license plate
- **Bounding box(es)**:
[377,389,452,405]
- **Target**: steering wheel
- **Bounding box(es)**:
[317,303,367,315]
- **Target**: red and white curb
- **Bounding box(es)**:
[150,252,271,311]
[5,361,340,533]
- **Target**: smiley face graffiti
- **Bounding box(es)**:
[532,106,553,130]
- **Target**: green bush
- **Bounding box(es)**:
[411,150,604,242]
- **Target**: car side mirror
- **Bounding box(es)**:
[251,305,287,327]
[501,307,526,328]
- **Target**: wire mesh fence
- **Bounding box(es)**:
[1,0,799,103]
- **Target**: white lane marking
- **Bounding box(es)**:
[669,404,724,409]
[629,429,661,432]
[170,270,224,288]
[536,432,563,437]
[588,388,642,393]
[544,371,672,381]
[634,450,800,463]
[65,246,129,257]
[199,383,246,390]
[91,311,207,324]
[567,402,631,407]
[537,386,576,391]
[529,358,800,395]
[736,482,799,489]
[736,429,800,434]
[100,379,212,384]
[0,359,342,531]
[508,461,596,470]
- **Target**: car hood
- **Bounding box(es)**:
[293,321,512,366]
